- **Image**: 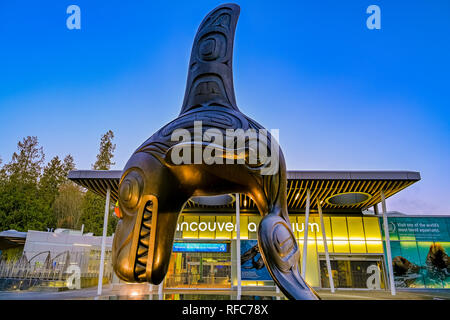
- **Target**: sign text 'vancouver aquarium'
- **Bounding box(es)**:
[176,221,319,233]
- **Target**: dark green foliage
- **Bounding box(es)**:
[0,136,56,231]
[0,132,118,236]
[80,191,117,236]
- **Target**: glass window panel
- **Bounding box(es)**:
[309,215,319,240]
[297,216,306,239]
[364,217,383,253]
[331,217,349,253]
[380,217,400,241]
[364,217,382,241]
[182,216,199,239]
[240,216,249,239]
[439,242,450,288]
[297,215,317,241]
[399,241,421,266]
[388,240,424,289]
[397,218,416,241]
[215,216,232,239]
[347,216,367,254]
[198,216,216,239]
[297,239,319,287]
[417,241,443,288]
[366,241,383,254]
[305,239,319,287]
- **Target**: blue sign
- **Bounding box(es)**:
[173,242,228,253]
[241,240,272,281]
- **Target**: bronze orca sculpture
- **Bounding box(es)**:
[112,3,319,300]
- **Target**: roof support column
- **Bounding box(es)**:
[158,282,163,300]
[373,203,379,215]
[301,189,311,279]
[317,199,335,293]
[148,284,153,300]
[381,190,396,295]
[97,187,110,296]
[236,193,241,300]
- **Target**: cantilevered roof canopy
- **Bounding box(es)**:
[68,170,420,213]
[0,230,27,250]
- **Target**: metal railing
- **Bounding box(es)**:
[0,249,113,291]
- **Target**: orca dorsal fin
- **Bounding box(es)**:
[179,3,240,115]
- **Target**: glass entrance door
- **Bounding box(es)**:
[320,256,386,289]
[165,250,231,288]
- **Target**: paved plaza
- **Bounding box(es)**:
[0,285,448,300]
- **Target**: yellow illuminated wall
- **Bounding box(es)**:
[215,216,232,239]
[177,214,383,253]
[347,217,366,253]
[331,216,350,253]
[181,215,199,239]
[176,213,383,288]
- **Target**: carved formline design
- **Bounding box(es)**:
[180,4,240,115]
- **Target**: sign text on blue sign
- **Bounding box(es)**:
[173,242,228,252]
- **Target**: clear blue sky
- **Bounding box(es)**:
[0,1,449,214]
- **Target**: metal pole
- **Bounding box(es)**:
[97,187,110,296]
[317,200,335,293]
[236,193,241,300]
[381,190,396,295]
[148,284,153,300]
[301,189,310,278]
[158,282,163,300]
[373,204,379,215]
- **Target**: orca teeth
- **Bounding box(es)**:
[137,245,148,256]
[138,254,148,265]
[140,227,150,237]
[140,235,150,247]
[135,263,146,274]
[134,200,154,281]
[144,211,152,220]
[137,272,146,280]
[143,220,152,228]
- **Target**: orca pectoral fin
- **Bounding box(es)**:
[257,214,320,300]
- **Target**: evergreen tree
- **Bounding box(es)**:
[93,130,116,170]
[0,137,79,232]
[3,136,44,183]
[39,154,77,228]
[0,137,51,231]
[80,130,118,236]
[53,182,84,229]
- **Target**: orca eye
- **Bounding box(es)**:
[119,171,143,210]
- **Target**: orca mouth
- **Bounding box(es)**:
[134,201,153,281]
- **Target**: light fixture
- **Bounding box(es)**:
[325,192,372,206]
[191,194,235,206]
[295,193,300,200]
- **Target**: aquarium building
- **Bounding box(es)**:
[68,169,450,292]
